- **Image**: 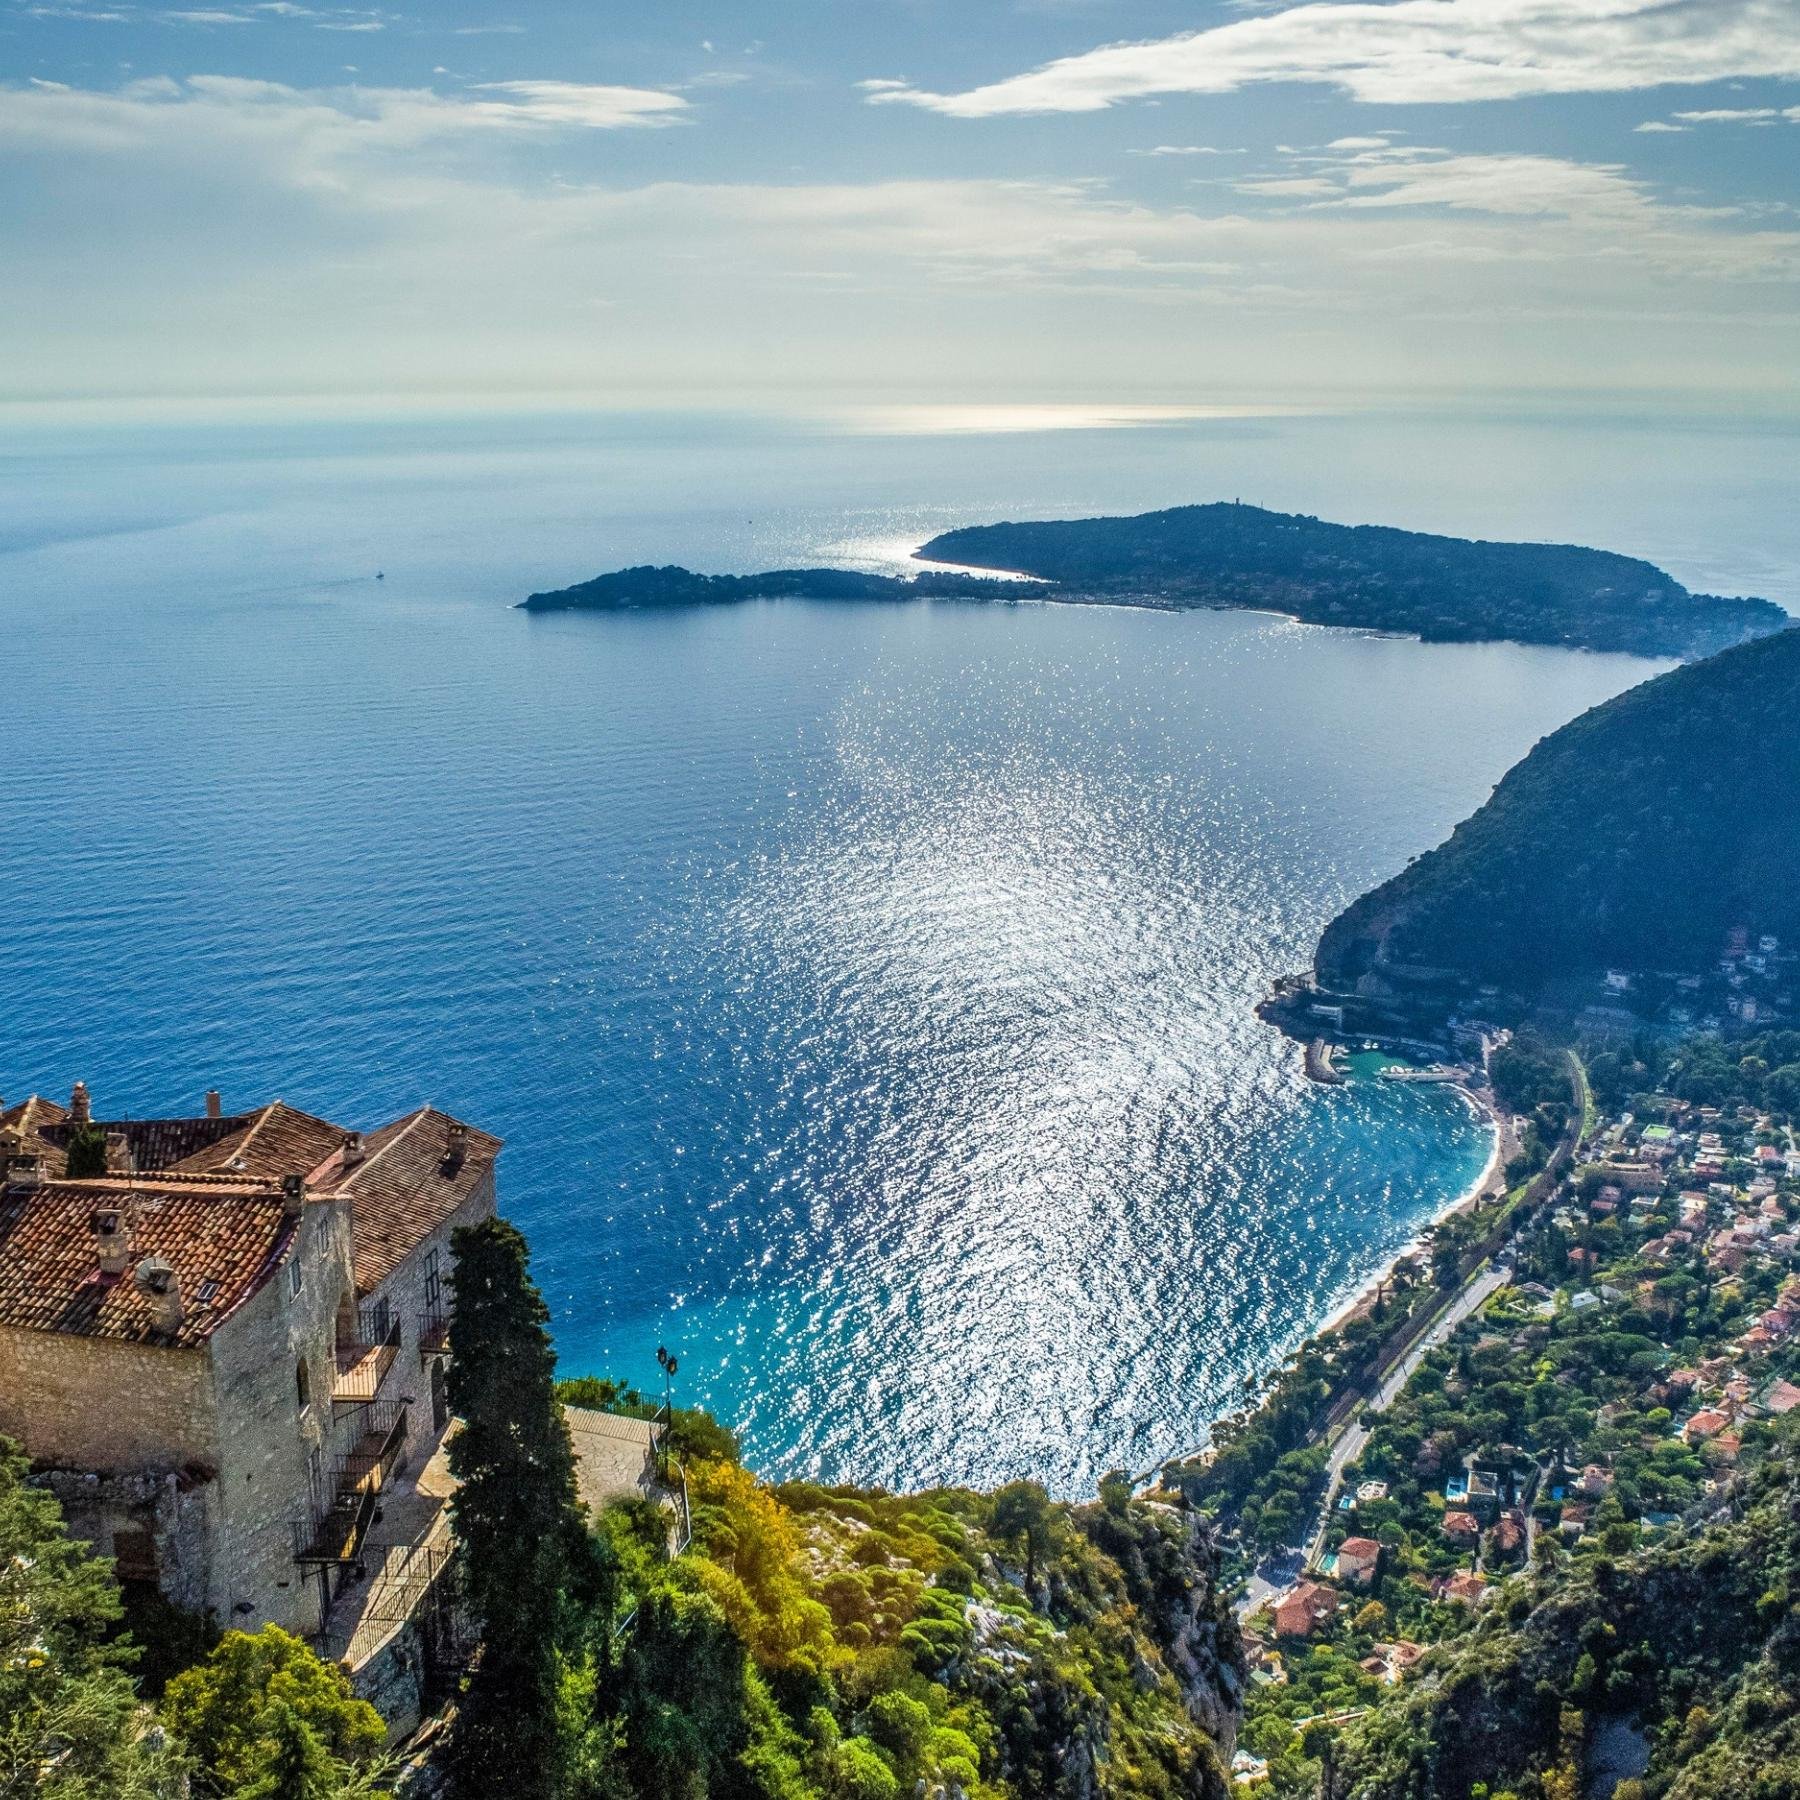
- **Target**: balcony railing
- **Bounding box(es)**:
[294,1402,410,1566]
[417,1306,451,1358]
[332,1314,403,1405]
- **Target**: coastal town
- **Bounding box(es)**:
[1182,942,1800,1792]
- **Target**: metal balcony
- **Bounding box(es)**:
[294,1402,410,1566]
[332,1313,403,1405]
[417,1306,451,1358]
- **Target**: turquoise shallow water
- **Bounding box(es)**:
[3,406,1766,1493]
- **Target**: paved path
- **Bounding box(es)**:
[1300,1263,1511,1568]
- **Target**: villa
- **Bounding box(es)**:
[0,1082,501,1724]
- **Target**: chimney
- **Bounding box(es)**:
[205,1089,222,1120]
[6,1153,44,1192]
[91,1205,132,1278]
[105,1131,133,1175]
[135,1257,184,1335]
[339,1132,364,1169]
[280,1171,306,1215]
[69,1081,91,1126]
[443,1119,467,1175]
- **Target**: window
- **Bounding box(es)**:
[296,1358,311,1413]
[287,1253,303,1299]
[422,1248,441,1313]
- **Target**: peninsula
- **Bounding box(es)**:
[1268,619,1800,1040]
[519,502,1787,661]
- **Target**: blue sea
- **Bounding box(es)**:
[3,404,1793,1494]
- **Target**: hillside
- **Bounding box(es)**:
[1338,1426,1800,1800]
[518,564,1030,610]
[918,505,1785,659]
[1314,623,1800,1001]
[569,1398,1248,1800]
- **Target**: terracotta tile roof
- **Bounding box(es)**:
[0,1095,69,1134]
[322,1108,503,1296]
[4,1096,250,1178]
[48,1115,253,1173]
[166,1101,351,1182]
[0,1178,296,1348]
[4,1090,503,1309]
[1,1095,71,1177]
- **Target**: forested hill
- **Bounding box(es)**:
[1315,622,1800,995]
[1340,1424,1800,1798]
[918,504,1785,659]
[519,563,1030,610]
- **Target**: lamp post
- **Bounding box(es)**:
[655,1344,678,1481]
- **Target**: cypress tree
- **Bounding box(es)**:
[444,1219,582,1799]
[63,1121,109,1178]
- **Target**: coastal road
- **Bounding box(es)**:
[1299,1262,1512,1569]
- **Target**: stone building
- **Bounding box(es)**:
[0,1082,500,1650]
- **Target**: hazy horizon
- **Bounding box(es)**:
[4,0,1798,415]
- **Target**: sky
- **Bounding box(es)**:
[3,0,1798,411]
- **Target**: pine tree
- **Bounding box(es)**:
[0,1435,189,1798]
[444,1219,583,1799]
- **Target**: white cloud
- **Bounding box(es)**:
[1639,102,1800,129]
[471,81,689,128]
[1670,106,1785,122]
[1130,143,1247,155]
[0,72,690,155]
[0,73,1792,405]
[865,0,1800,114]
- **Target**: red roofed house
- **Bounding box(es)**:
[1272,1580,1340,1639]
[1442,1510,1480,1544]
[0,1082,500,1710]
[1335,1536,1382,1587]
[1684,1408,1730,1442]
[1763,1379,1800,1416]
[1443,1571,1487,1606]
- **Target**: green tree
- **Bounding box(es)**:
[161,1625,387,1798]
[611,1581,749,1799]
[824,1736,898,1800]
[862,1691,931,1786]
[445,1219,586,1800]
[61,1123,108,1179]
[0,1434,188,1799]
[990,1481,1054,1589]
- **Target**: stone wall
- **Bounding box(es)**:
[203,1194,356,1636]
[3,1176,492,1670]
[38,1464,216,1615]
[0,1324,216,1470]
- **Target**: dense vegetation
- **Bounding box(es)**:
[1587,1028,1800,1122]
[519,505,1784,660]
[919,505,1784,658]
[0,1433,389,1799]
[438,1221,1245,1799]
[1337,1423,1800,1799]
[1316,625,1800,998]
[519,565,1027,611]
